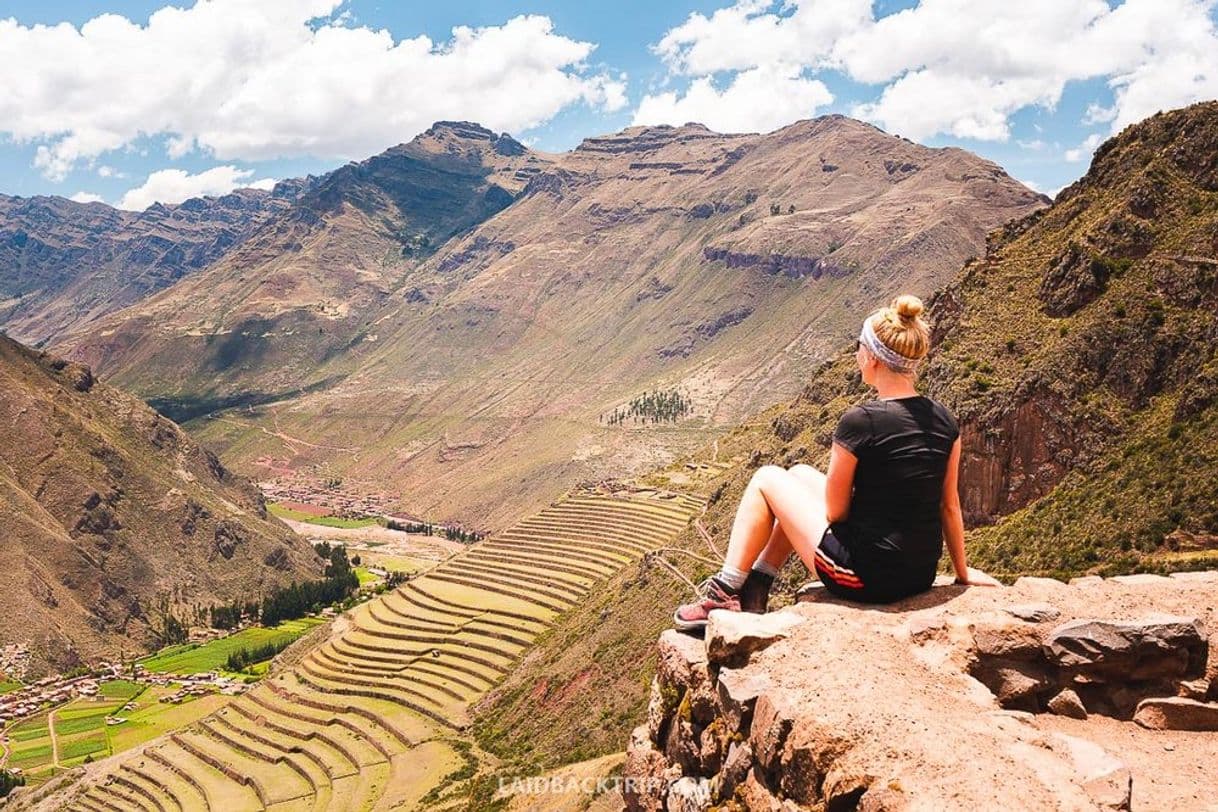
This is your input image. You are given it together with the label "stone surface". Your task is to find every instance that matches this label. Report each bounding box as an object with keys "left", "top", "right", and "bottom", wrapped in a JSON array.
[
  {"left": 666, "top": 777, "right": 711, "bottom": 812},
  {"left": 626, "top": 572, "right": 1218, "bottom": 811},
  {"left": 624, "top": 725, "right": 670, "bottom": 812},
  {"left": 704, "top": 609, "right": 804, "bottom": 666},
  {"left": 717, "top": 742, "right": 752, "bottom": 801},
  {"left": 1045, "top": 616, "right": 1206, "bottom": 681},
  {"left": 1005, "top": 602, "right": 1063, "bottom": 623},
  {"left": 1053, "top": 733, "right": 1132, "bottom": 811},
  {"left": 1047, "top": 688, "right": 1089, "bottom": 719},
  {"left": 972, "top": 615, "right": 1046, "bottom": 658},
  {"left": 715, "top": 667, "right": 773, "bottom": 733},
  {"left": 1133, "top": 697, "right": 1218, "bottom": 731},
  {"left": 1177, "top": 678, "right": 1210, "bottom": 701},
  {"left": 657, "top": 629, "right": 708, "bottom": 687}
]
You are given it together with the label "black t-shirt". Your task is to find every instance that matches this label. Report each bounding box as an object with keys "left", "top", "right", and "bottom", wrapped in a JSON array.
[{"left": 830, "top": 395, "right": 959, "bottom": 587}]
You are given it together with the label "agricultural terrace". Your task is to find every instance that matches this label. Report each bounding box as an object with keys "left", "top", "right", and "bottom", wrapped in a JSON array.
[{"left": 57, "top": 487, "right": 705, "bottom": 811}]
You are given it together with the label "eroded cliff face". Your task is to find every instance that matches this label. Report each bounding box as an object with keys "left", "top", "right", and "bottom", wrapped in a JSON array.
[{"left": 625, "top": 573, "right": 1218, "bottom": 811}]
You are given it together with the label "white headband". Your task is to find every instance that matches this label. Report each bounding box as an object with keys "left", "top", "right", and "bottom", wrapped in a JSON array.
[{"left": 859, "top": 318, "right": 920, "bottom": 373}]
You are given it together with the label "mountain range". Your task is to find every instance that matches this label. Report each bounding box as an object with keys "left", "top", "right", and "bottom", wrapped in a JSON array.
[
  {"left": 0, "top": 177, "right": 316, "bottom": 345},
  {"left": 22, "top": 117, "right": 1045, "bottom": 529}
]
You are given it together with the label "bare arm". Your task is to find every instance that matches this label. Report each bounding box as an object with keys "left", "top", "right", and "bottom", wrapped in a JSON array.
[
  {"left": 940, "top": 437, "right": 971, "bottom": 583},
  {"left": 825, "top": 442, "right": 858, "bottom": 524}
]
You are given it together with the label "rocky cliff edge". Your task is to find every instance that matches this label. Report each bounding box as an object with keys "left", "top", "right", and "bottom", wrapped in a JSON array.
[{"left": 626, "top": 572, "right": 1218, "bottom": 811}]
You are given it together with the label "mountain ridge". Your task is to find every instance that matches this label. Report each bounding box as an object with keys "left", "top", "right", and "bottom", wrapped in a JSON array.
[
  {"left": 0, "top": 177, "right": 319, "bottom": 345},
  {"left": 54, "top": 114, "right": 1045, "bottom": 531},
  {"left": 0, "top": 334, "right": 321, "bottom": 675}
]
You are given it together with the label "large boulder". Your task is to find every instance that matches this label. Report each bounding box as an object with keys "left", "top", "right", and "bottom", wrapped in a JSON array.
[
  {"left": 1133, "top": 697, "right": 1218, "bottom": 731},
  {"left": 704, "top": 609, "right": 803, "bottom": 666},
  {"left": 1045, "top": 616, "right": 1207, "bottom": 681}
]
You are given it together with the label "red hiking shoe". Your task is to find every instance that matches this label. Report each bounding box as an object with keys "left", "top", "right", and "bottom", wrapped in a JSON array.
[{"left": 673, "top": 576, "right": 741, "bottom": 632}]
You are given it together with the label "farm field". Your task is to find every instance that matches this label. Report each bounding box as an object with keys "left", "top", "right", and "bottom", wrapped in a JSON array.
[
  {"left": 139, "top": 617, "right": 324, "bottom": 674},
  {"left": 357, "top": 550, "right": 430, "bottom": 573},
  {"left": 52, "top": 486, "right": 705, "bottom": 810},
  {"left": 0, "top": 679, "right": 218, "bottom": 782},
  {"left": 0, "top": 679, "right": 21, "bottom": 694},
  {"left": 268, "top": 502, "right": 381, "bottom": 528}
]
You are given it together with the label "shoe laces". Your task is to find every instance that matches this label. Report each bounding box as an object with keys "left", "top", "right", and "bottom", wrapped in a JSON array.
[{"left": 695, "top": 575, "right": 729, "bottom": 600}]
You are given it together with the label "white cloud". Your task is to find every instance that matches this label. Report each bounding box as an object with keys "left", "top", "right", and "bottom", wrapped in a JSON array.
[
  {"left": 1065, "top": 132, "right": 1105, "bottom": 162},
  {"left": 95, "top": 165, "right": 124, "bottom": 178},
  {"left": 647, "top": 0, "right": 1218, "bottom": 142},
  {"left": 0, "top": 1, "right": 625, "bottom": 180},
  {"left": 69, "top": 191, "right": 105, "bottom": 204},
  {"left": 116, "top": 166, "right": 275, "bottom": 211},
  {"left": 633, "top": 65, "right": 833, "bottom": 133}
]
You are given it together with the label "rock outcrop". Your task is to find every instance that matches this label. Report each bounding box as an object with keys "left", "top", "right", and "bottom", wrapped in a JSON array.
[{"left": 626, "top": 572, "right": 1218, "bottom": 811}]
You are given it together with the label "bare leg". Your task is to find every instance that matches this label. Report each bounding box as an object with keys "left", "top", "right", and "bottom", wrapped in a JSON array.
[
  {"left": 723, "top": 464, "right": 829, "bottom": 573},
  {"left": 753, "top": 464, "right": 826, "bottom": 571}
]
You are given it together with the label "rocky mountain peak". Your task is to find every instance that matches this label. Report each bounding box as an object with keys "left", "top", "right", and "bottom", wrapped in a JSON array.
[
  {"left": 575, "top": 122, "right": 731, "bottom": 155},
  {"left": 1060, "top": 100, "right": 1218, "bottom": 204}
]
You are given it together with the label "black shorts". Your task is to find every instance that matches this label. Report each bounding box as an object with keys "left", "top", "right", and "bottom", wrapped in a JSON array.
[{"left": 813, "top": 526, "right": 932, "bottom": 603}]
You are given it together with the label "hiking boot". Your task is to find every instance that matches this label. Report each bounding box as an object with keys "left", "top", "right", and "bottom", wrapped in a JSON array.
[
  {"left": 673, "top": 576, "right": 741, "bottom": 632},
  {"left": 739, "top": 569, "right": 775, "bottom": 613}
]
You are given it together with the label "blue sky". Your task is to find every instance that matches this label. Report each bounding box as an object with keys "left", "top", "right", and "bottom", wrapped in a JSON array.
[{"left": 1, "top": 0, "right": 1216, "bottom": 208}]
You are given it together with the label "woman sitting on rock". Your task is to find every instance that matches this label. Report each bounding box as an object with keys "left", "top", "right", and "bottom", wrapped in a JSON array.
[{"left": 674, "top": 294, "right": 996, "bottom": 631}]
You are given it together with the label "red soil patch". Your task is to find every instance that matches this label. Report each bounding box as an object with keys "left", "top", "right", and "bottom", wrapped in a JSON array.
[{"left": 280, "top": 501, "right": 329, "bottom": 517}]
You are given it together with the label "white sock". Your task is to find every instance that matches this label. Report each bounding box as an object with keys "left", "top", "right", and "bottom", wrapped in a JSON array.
[
  {"left": 715, "top": 565, "right": 748, "bottom": 590},
  {"left": 752, "top": 560, "right": 779, "bottom": 577}
]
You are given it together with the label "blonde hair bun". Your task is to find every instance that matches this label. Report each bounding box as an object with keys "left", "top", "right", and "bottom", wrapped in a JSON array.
[
  {"left": 893, "top": 294, "right": 924, "bottom": 322},
  {"left": 865, "top": 293, "right": 931, "bottom": 366}
]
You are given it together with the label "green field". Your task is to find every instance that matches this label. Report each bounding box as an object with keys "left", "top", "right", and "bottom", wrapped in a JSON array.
[
  {"left": 98, "top": 679, "right": 143, "bottom": 700},
  {"left": 107, "top": 688, "right": 232, "bottom": 754},
  {"left": 60, "top": 733, "right": 107, "bottom": 761},
  {"left": 360, "top": 552, "right": 428, "bottom": 573},
  {"left": 268, "top": 502, "right": 381, "bottom": 528},
  {"left": 0, "top": 679, "right": 21, "bottom": 694},
  {"left": 355, "top": 566, "right": 380, "bottom": 586},
  {"left": 139, "top": 618, "right": 324, "bottom": 674},
  {"left": 0, "top": 682, "right": 235, "bottom": 781}
]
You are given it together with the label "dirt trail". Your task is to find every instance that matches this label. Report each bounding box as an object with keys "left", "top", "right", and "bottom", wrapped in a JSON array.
[
  {"left": 46, "top": 709, "right": 60, "bottom": 767},
  {"left": 208, "top": 409, "right": 359, "bottom": 454}
]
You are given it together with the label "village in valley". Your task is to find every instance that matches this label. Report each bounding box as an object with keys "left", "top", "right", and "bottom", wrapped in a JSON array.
[{"left": 0, "top": 491, "right": 469, "bottom": 787}]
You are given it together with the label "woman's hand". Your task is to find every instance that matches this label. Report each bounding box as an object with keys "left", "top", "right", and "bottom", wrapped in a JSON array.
[{"left": 953, "top": 567, "right": 1001, "bottom": 587}]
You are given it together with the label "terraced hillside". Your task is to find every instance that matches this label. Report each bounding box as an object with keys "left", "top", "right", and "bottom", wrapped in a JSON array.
[{"left": 19, "top": 487, "right": 704, "bottom": 811}]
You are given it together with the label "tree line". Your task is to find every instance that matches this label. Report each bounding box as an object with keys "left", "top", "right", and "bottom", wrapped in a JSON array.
[
  {"left": 207, "top": 542, "right": 359, "bottom": 630},
  {"left": 225, "top": 638, "right": 295, "bottom": 673},
  {"left": 385, "top": 518, "right": 482, "bottom": 542},
  {"left": 601, "top": 388, "right": 693, "bottom": 426}
]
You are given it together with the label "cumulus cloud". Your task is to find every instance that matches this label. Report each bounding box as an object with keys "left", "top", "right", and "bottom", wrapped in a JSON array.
[
  {"left": 632, "top": 65, "right": 833, "bottom": 132},
  {"left": 116, "top": 166, "right": 275, "bottom": 211},
  {"left": 643, "top": 0, "right": 1218, "bottom": 141},
  {"left": 69, "top": 191, "right": 105, "bottom": 204},
  {"left": 1065, "top": 132, "right": 1105, "bottom": 163},
  {"left": 0, "top": 1, "right": 626, "bottom": 180}
]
